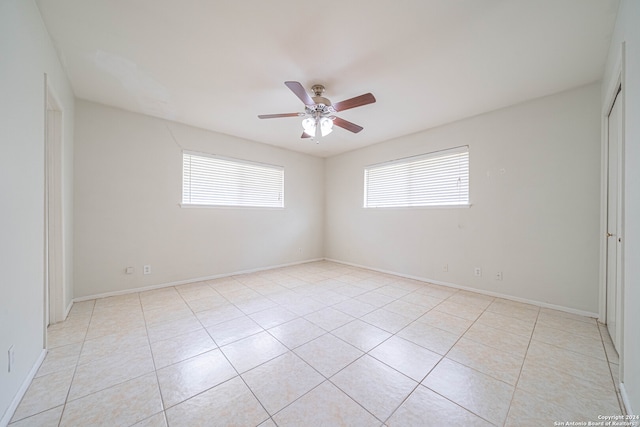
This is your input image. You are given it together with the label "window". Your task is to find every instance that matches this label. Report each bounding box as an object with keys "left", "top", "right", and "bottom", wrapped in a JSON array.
[
  {"left": 182, "top": 151, "right": 284, "bottom": 208},
  {"left": 364, "top": 146, "right": 469, "bottom": 208}
]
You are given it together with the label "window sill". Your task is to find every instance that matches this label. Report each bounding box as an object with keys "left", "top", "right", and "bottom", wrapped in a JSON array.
[
  {"left": 363, "top": 204, "right": 471, "bottom": 210},
  {"left": 180, "top": 203, "right": 284, "bottom": 210}
]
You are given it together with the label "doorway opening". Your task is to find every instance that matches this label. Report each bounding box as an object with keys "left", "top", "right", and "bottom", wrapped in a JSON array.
[{"left": 44, "top": 75, "right": 65, "bottom": 336}]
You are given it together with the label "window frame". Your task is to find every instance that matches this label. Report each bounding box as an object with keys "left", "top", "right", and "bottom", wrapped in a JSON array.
[
  {"left": 363, "top": 145, "right": 470, "bottom": 209},
  {"left": 181, "top": 150, "right": 285, "bottom": 209}
]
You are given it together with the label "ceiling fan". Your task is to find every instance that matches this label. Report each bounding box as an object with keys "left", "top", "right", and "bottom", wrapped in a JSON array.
[{"left": 258, "top": 81, "right": 376, "bottom": 139}]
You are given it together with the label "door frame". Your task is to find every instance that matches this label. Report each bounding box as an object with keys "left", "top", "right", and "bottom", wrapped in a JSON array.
[
  {"left": 605, "top": 86, "right": 622, "bottom": 349},
  {"left": 599, "top": 43, "right": 626, "bottom": 378},
  {"left": 44, "top": 74, "right": 65, "bottom": 336}
]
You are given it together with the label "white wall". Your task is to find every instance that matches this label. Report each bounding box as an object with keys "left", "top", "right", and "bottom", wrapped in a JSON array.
[
  {"left": 603, "top": 0, "right": 640, "bottom": 415},
  {"left": 325, "top": 84, "right": 601, "bottom": 313},
  {"left": 73, "top": 101, "right": 324, "bottom": 298},
  {"left": 0, "top": 0, "right": 75, "bottom": 423}
]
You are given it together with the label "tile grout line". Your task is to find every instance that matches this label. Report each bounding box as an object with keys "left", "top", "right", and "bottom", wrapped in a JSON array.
[
  {"left": 596, "top": 321, "right": 626, "bottom": 415},
  {"left": 140, "top": 289, "right": 171, "bottom": 427},
  {"left": 502, "top": 304, "right": 540, "bottom": 427},
  {"left": 55, "top": 298, "right": 96, "bottom": 427},
  {"left": 411, "top": 294, "right": 502, "bottom": 427},
  {"left": 202, "top": 275, "right": 298, "bottom": 427}
]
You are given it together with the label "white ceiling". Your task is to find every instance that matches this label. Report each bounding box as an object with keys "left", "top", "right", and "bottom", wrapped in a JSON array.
[{"left": 36, "top": 0, "right": 619, "bottom": 157}]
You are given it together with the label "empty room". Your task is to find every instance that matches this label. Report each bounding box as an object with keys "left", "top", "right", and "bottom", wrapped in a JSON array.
[{"left": 1, "top": 0, "right": 639, "bottom": 426}]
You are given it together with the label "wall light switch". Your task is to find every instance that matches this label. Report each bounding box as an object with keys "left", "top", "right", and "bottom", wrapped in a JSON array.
[{"left": 125, "top": 267, "right": 134, "bottom": 274}]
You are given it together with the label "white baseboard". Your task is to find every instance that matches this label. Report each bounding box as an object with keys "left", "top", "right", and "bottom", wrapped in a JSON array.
[
  {"left": 64, "top": 300, "right": 73, "bottom": 319},
  {"left": 325, "top": 258, "right": 599, "bottom": 318},
  {"left": 73, "top": 258, "right": 324, "bottom": 303},
  {"left": 0, "top": 349, "right": 47, "bottom": 427},
  {"left": 620, "top": 382, "right": 635, "bottom": 416},
  {"left": 73, "top": 256, "right": 598, "bottom": 317}
]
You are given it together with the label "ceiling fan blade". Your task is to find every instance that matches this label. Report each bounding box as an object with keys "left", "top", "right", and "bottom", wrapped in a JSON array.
[
  {"left": 285, "top": 81, "right": 315, "bottom": 107},
  {"left": 333, "top": 116, "right": 364, "bottom": 133},
  {"left": 301, "top": 132, "right": 311, "bottom": 138},
  {"left": 332, "top": 93, "right": 376, "bottom": 112},
  {"left": 258, "top": 113, "right": 303, "bottom": 119}
]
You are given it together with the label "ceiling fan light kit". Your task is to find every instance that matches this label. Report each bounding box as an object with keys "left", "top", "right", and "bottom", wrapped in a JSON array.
[{"left": 258, "top": 81, "right": 376, "bottom": 141}]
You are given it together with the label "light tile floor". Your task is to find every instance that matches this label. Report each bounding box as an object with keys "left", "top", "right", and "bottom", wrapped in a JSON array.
[{"left": 10, "top": 261, "right": 623, "bottom": 426}]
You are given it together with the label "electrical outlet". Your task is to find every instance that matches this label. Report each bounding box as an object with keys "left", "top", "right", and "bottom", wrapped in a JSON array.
[
  {"left": 442, "top": 264, "right": 448, "bottom": 272},
  {"left": 495, "top": 271, "right": 503, "bottom": 281},
  {"left": 8, "top": 345, "right": 15, "bottom": 372},
  {"left": 143, "top": 265, "right": 151, "bottom": 275},
  {"left": 474, "top": 267, "right": 482, "bottom": 277}
]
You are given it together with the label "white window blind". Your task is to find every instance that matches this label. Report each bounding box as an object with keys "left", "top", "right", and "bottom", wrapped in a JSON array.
[
  {"left": 364, "top": 146, "right": 469, "bottom": 208},
  {"left": 182, "top": 151, "right": 284, "bottom": 208}
]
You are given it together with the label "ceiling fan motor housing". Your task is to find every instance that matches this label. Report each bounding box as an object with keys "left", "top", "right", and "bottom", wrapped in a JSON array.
[
  {"left": 308, "top": 84, "right": 334, "bottom": 115},
  {"left": 306, "top": 101, "right": 334, "bottom": 116}
]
